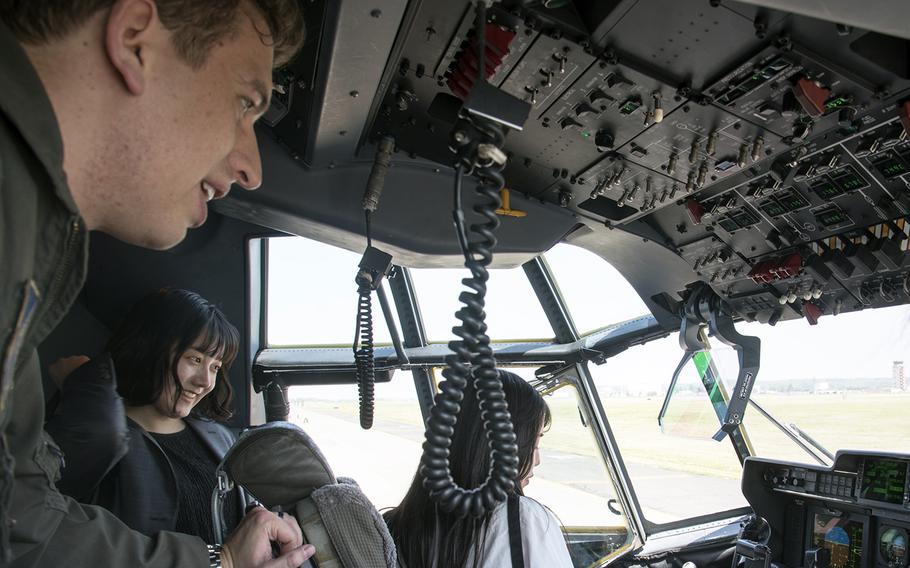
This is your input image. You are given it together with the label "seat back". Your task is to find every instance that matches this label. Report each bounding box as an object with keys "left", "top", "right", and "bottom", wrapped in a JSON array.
[{"left": 212, "top": 421, "right": 397, "bottom": 568}]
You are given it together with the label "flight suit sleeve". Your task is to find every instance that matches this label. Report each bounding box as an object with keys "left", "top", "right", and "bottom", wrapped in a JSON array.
[{"left": 13, "top": 496, "right": 210, "bottom": 567}]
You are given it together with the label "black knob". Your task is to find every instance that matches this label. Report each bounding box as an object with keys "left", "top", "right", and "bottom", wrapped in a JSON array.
[{"left": 595, "top": 130, "right": 615, "bottom": 152}]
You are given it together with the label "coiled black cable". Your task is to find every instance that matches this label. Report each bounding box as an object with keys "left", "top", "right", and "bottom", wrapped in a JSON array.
[
  {"left": 354, "top": 210, "right": 376, "bottom": 430},
  {"left": 418, "top": 0, "right": 520, "bottom": 518},
  {"left": 419, "top": 153, "right": 519, "bottom": 519},
  {"left": 353, "top": 273, "right": 375, "bottom": 429}
]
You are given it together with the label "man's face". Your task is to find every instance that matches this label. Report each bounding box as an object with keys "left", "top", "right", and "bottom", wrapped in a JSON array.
[{"left": 104, "top": 6, "right": 274, "bottom": 249}]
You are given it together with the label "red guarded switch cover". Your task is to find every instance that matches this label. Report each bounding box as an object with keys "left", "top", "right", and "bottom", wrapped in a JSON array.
[
  {"left": 803, "top": 301, "right": 823, "bottom": 325},
  {"left": 793, "top": 77, "right": 830, "bottom": 118}
]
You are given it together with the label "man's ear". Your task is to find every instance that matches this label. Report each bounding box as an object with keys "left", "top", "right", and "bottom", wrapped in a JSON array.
[{"left": 104, "top": 0, "right": 158, "bottom": 96}]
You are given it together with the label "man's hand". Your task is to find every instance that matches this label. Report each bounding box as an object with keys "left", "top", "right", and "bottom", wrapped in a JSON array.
[
  {"left": 48, "top": 355, "right": 91, "bottom": 388},
  {"left": 222, "top": 507, "right": 315, "bottom": 568}
]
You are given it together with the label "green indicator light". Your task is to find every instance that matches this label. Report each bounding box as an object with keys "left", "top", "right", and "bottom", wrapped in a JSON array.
[
  {"left": 825, "top": 96, "right": 850, "bottom": 109},
  {"left": 619, "top": 100, "right": 641, "bottom": 115},
  {"left": 581, "top": 131, "right": 590, "bottom": 138}
]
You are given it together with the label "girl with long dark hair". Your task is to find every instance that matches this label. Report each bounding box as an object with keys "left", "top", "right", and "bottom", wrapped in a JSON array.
[
  {"left": 384, "top": 370, "right": 573, "bottom": 567},
  {"left": 46, "top": 288, "right": 244, "bottom": 542}
]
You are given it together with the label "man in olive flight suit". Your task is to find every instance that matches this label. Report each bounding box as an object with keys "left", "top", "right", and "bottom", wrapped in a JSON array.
[{"left": 0, "top": 1, "right": 315, "bottom": 566}]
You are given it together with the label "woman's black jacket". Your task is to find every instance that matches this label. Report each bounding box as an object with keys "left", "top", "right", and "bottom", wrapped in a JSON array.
[{"left": 44, "top": 354, "right": 245, "bottom": 540}]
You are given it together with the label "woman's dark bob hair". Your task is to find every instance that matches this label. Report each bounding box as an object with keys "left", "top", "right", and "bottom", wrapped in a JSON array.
[
  {"left": 107, "top": 288, "right": 239, "bottom": 421},
  {"left": 384, "top": 369, "right": 552, "bottom": 568}
]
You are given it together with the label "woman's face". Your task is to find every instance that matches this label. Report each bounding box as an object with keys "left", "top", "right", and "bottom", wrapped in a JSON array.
[
  {"left": 152, "top": 345, "right": 223, "bottom": 420},
  {"left": 521, "top": 429, "right": 544, "bottom": 488}
]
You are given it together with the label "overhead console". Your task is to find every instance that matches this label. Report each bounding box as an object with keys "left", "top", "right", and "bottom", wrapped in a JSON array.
[
  {"left": 741, "top": 452, "right": 910, "bottom": 568},
  {"left": 342, "top": 0, "right": 910, "bottom": 324}
]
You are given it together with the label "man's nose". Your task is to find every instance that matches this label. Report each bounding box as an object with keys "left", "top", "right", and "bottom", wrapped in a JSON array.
[{"left": 228, "top": 126, "right": 263, "bottom": 192}]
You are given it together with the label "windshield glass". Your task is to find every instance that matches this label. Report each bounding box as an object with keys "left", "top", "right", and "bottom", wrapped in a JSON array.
[
  {"left": 589, "top": 334, "right": 749, "bottom": 525},
  {"left": 266, "top": 236, "right": 401, "bottom": 347},
  {"left": 410, "top": 267, "right": 554, "bottom": 342},
  {"left": 543, "top": 244, "right": 651, "bottom": 336}
]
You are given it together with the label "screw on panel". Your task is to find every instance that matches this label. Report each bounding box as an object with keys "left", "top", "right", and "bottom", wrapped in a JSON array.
[
  {"left": 350, "top": 90, "right": 359, "bottom": 98},
  {"left": 370, "top": 9, "right": 382, "bottom": 18},
  {"left": 753, "top": 14, "right": 768, "bottom": 39}
]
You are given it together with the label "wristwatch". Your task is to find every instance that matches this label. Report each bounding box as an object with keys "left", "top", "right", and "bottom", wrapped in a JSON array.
[{"left": 207, "top": 544, "right": 223, "bottom": 568}]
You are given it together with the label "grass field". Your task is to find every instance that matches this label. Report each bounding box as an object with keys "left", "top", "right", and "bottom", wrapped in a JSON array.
[
  {"left": 298, "top": 392, "right": 910, "bottom": 524},
  {"left": 301, "top": 392, "right": 910, "bottom": 479}
]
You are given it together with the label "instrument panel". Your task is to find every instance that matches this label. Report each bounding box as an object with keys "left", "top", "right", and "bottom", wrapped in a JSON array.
[{"left": 742, "top": 452, "right": 910, "bottom": 568}]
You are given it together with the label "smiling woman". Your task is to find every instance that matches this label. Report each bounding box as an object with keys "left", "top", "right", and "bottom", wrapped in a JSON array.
[{"left": 45, "top": 288, "right": 248, "bottom": 544}]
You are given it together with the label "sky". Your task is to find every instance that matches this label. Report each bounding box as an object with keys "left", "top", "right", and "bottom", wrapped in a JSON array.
[{"left": 267, "top": 235, "right": 910, "bottom": 399}]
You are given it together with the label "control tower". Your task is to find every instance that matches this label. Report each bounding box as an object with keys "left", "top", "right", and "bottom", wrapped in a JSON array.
[{"left": 894, "top": 361, "right": 906, "bottom": 391}]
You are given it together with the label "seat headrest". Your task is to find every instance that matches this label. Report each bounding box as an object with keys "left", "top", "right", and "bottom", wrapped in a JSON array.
[{"left": 221, "top": 421, "right": 336, "bottom": 509}]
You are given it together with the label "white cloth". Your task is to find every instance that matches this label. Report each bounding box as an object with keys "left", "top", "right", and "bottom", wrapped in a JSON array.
[{"left": 466, "top": 496, "right": 574, "bottom": 568}]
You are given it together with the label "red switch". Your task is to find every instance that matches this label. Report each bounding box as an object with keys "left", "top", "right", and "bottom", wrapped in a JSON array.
[
  {"left": 803, "top": 302, "right": 823, "bottom": 325},
  {"left": 447, "top": 24, "right": 516, "bottom": 100},
  {"left": 900, "top": 101, "right": 910, "bottom": 138},
  {"left": 748, "top": 260, "right": 773, "bottom": 284},
  {"left": 792, "top": 77, "right": 830, "bottom": 118},
  {"left": 773, "top": 253, "right": 802, "bottom": 279},
  {"left": 686, "top": 199, "right": 704, "bottom": 225}
]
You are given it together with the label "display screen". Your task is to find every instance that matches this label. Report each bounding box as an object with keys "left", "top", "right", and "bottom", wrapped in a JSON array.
[
  {"left": 815, "top": 207, "right": 850, "bottom": 228},
  {"left": 878, "top": 158, "right": 908, "bottom": 180},
  {"left": 811, "top": 178, "right": 845, "bottom": 199},
  {"left": 813, "top": 514, "right": 864, "bottom": 568},
  {"left": 880, "top": 527, "right": 908, "bottom": 567},
  {"left": 861, "top": 458, "right": 908, "bottom": 505},
  {"left": 760, "top": 198, "right": 786, "bottom": 217},
  {"left": 831, "top": 167, "right": 868, "bottom": 192},
  {"left": 778, "top": 189, "right": 810, "bottom": 212}
]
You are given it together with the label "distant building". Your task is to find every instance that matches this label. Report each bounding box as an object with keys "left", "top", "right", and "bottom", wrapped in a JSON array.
[{"left": 894, "top": 361, "right": 906, "bottom": 391}]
